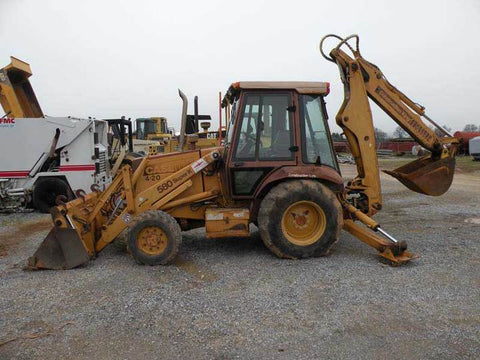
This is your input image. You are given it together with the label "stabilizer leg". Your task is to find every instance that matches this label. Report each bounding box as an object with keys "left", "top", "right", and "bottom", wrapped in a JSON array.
[{"left": 342, "top": 203, "right": 417, "bottom": 265}]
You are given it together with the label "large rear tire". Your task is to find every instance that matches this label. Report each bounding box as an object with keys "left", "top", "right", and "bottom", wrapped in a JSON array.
[
  {"left": 33, "top": 177, "right": 71, "bottom": 213},
  {"left": 258, "top": 180, "right": 343, "bottom": 259},
  {"left": 127, "top": 210, "right": 181, "bottom": 265}
]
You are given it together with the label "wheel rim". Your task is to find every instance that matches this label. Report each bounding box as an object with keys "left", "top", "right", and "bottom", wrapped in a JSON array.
[
  {"left": 137, "top": 226, "right": 168, "bottom": 255},
  {"left": 281, "top": 201, "right": 326, "bottom": 246}
]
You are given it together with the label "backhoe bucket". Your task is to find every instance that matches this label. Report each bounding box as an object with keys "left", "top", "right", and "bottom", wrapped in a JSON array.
[
  {"left": 27, "top": 227, "right": 90, "bottom": 270},
  {"left": 384, "top": 155, "right": 455, "bottom": 196}
]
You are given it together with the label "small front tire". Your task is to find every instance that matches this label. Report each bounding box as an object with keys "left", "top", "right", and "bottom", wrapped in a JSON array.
[{"left": 126, "top": 210, "right": 181, "bottom": 265}]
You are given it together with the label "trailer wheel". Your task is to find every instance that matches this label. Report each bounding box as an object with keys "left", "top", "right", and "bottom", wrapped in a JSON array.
[
  {"left": 258, "top": 180, "right": 343, "bottom": 259},
  {"left": 33, "top": 177, "right": 71, "bottom": 213},
  {"left": 127, "top": 210, "right": 181, "bottom": 265}
]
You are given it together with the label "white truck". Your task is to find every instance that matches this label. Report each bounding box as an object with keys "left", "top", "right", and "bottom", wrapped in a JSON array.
[
  {"left": 0, "top": 116, "right": 111, "bottom": 212},
  {"left": 0, "top": 57, "right": 111, "bottom": 212}
]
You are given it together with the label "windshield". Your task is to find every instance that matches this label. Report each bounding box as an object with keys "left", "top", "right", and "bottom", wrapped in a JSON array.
[
  {"left": 300, "top": 95, "right": 337, "bottom": 169},
  {"left": 136, "top": 119, "right": 157, "bottom": 140}
]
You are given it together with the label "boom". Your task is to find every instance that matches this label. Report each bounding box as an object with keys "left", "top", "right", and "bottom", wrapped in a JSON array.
[{"left": 320, "top": 34, "right": 458, "bottom": 215}]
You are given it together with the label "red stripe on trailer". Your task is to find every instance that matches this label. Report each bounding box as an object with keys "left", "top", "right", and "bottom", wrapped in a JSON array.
[
  {"left": 59, "top": 165, "right": 96, "bottom": 171},
  {"left": 0, "top": 171, "right": 30, "bottom": 178}
]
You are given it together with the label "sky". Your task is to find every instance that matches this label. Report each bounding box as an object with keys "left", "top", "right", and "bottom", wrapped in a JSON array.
[{"left": 1, "top": 0, "right": 479, "bottom": 135}]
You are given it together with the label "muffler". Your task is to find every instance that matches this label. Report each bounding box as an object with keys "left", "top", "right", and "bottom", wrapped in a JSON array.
[
  {"left": 27, "top": 227, "right": 90, "bottom": 270},
  {"left": 384, "top": 155, "right": 455, "bottom": 196}
]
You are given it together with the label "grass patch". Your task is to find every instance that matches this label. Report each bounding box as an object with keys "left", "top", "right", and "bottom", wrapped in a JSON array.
[{"left": 378, "top": 155, "right": 480, "bottom": 173}]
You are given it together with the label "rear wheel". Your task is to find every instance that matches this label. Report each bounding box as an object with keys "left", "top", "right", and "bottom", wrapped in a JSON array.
[
  {"left": 258, "top": 180, "right": 343, "bottom": 259},
  {"left": 127, "top": 210, "right": 181, "bottom": 265},
  {"left": 33, "top": 177, "right": 71, "bottom": 213}
]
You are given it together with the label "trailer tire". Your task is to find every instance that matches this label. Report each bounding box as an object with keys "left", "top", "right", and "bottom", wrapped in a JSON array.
[
  {"left": 33, "top": 177, "right": 71, "bottom": 213},
  {"left": 127, "top": 210, "right": 181, "bottom": 265},
  {"left": 258, "top": 180, "right": 343, "bottom": 259}
]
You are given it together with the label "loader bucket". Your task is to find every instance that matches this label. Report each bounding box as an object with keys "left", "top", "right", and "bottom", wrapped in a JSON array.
[
  {"left": 383, "top": 155, "right": 455, "bottom": 196},
  {"left": 27, "top": 227, "right": 90, "bottom": 270}
]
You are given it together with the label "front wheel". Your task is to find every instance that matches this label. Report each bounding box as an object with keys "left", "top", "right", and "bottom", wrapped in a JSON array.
[
  {"left": 127, "top": 210, "right": 181, "bottom": 265},
  {"left": 258, "top": 180, "right": 343, "bottom": 259}
]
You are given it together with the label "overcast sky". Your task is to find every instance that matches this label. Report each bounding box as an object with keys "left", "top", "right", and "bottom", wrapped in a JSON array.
[{"left": 2, "top": 0, "right": 479, "bottom": 134}]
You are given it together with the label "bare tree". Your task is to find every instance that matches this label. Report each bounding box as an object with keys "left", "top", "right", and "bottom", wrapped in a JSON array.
[
  {"left": 463, "top": 124, "right": 478, "bottom": 132},
  {"left": 393, "top": 126, "right": 408, "bottom": 139},
  {"left": 331, "top": 132, "right": 344, "bottom": 141},
  {"left": 433, "top": 124, "right": 452, "bottom": 137},
  {"left": 374, "top": 127, "right": 387, "bottom": 148}
]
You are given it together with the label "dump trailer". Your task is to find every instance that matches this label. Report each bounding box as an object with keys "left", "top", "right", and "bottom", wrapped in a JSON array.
[
  {"left": 29, "top": 35, "right": 457, "bottom": 270},
  {"left": 0, "top": 57, "right": 112, "bottom": 212},
  {"left": 0, "top": 57, "right": 43, "bottom": 119}
]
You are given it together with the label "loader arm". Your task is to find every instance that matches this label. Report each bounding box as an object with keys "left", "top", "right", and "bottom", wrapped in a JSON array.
[
  {"left": 321, "top": 34, "right": 458, "bottom": 215},
  {"left": 28, "top": 150, "right": 222, "bottom": 269}
]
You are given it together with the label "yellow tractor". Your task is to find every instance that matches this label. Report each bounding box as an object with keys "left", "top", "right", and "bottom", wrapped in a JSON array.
[
  {"left": 28, "top": 35, "right": 457, "bottom": 270},
  {"left": 135, "top": 92, "right": 223, "bottom": 154}
]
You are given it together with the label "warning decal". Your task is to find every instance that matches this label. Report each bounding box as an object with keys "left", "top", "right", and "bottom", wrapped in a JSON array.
[{"left": 191, "top": 158, "right": 209, "bottom": 173}]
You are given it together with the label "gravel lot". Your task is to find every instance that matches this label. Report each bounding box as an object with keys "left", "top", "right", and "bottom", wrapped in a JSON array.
[{"left": 1, "top": 164, "right": 479, "bottom": 359}]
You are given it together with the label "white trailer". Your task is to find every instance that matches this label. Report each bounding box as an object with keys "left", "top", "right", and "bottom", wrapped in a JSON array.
[
  {"left": 469, "top": 136, "right": 480, "bottom": 161},
  {"left": 0, "top": 116, "right": 111, "bottom": 212}
]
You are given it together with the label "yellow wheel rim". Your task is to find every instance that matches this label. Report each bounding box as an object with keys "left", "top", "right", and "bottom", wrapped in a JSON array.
[
  {"left": 137, "top": 226, "right": 168, "bottom": 255},
  {"left": 281, "top": 201, "right": 326, "bottom": 246}
]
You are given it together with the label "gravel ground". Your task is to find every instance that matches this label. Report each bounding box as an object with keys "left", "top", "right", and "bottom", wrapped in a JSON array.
[{"left": 0, "top": 165, "right": 479, "bottom": 359}]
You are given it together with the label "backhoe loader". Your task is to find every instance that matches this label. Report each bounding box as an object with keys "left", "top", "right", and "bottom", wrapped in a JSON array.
[{"left": 28, "top": 34, "right": 458, "bottom": 270}]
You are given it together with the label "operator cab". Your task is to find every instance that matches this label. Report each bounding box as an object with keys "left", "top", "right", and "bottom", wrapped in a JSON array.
[
  {"left": 222, "top": 81, "right": 339, "bottom": 199},
  {"left": 136, "top": 117, "right": 169, "bottom": 140}
]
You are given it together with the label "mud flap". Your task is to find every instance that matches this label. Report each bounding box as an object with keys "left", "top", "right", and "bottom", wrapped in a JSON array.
[
  {"left": 384, "top": 155, "right": 455, "bottom": 196},
  {"left": 27, "top": 228, "right": 90, "bottom": 270}
]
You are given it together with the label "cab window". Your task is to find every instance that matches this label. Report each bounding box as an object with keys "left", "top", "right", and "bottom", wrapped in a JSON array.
[
  {"left": 234, "top": 93, "right": 293, "bottom": 160},
  {"left": 136, "top": 119, "right": 157, "bottom": 140},
  {"left": 299, "top": 95, "right": 337, "bottom": 169},
  {"left": 226, "top": 100, "right": 238, "bottom": 146}
]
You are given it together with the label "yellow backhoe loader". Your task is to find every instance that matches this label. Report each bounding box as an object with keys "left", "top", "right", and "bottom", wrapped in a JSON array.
[{"left": 27, "top": 34, "right": 458, "bottom": 270}]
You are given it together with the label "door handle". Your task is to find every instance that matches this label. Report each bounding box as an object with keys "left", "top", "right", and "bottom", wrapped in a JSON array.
[
  {"left": 289, "top": 146, "right": 299, "bottom": 152},
  {"left": 233, "top": 162, "right": 244, "bottom": 167}
]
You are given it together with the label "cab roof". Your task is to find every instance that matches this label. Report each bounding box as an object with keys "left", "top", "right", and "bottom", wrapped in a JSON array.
[{"left": 222, "top": 81, "right": 330, "bottom": 106}]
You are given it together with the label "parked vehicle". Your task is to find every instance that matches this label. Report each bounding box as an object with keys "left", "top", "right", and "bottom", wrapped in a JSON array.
[{"left": 0, "top": 57, "right": 111, "bottom": 212}]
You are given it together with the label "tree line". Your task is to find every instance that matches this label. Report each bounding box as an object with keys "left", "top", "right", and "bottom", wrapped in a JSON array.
[{"left": 332, "top": 124, "right": 479, "bottom": 142}]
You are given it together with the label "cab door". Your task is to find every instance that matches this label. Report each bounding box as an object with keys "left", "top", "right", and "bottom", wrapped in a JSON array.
[{"left": 226, "top": 91, "right": 297, "bottom": 199}]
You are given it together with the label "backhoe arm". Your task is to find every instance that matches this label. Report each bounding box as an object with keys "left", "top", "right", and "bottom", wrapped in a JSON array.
[{"left": 321, "top": 34, "right": 458, "bottom": 215}]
